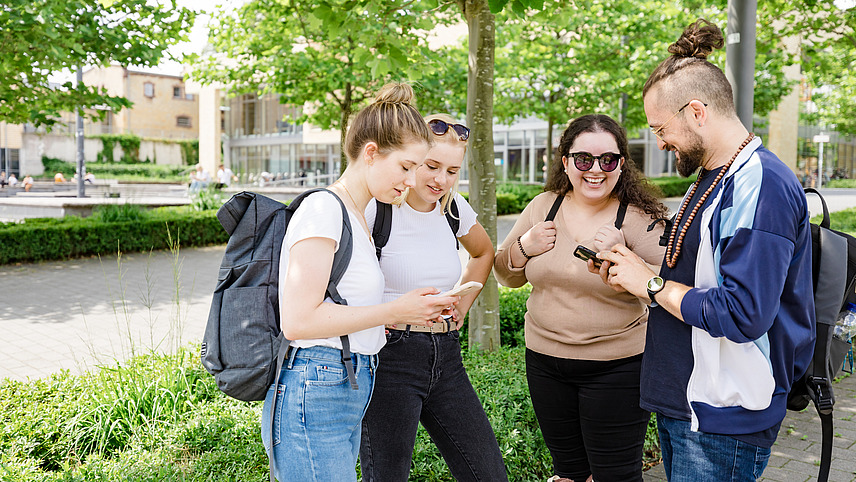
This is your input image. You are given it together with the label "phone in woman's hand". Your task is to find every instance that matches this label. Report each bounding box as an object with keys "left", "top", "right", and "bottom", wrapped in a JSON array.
[{"left": 573, "top": 245, "right": 603, "bottom": 268}]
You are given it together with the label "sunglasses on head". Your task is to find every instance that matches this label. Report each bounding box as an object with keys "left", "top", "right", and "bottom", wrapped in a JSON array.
[
  {"left": 428, "top": 119, "right": 470, "bottom": 141},
  {"left": 568, "top": 152, "right": 622, "bottom": 172}
]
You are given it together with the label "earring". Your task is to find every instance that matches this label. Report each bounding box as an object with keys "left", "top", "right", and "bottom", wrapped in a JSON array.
[{"left": 698, "top": 123, "right": 702, "bottom": 127}]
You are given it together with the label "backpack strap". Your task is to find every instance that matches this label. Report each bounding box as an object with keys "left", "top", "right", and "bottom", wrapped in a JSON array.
[
  {"left": 545, "top": 193, "right": 628, "bottom": 230},
  {"left": 373, "top": 197, "right": 462, "bottom": 258},
  {"left": 614, "top": 202, "right": 627, "bottom": 229},
  {"left": 445, "top": 197, "right": 461, "bottom": 250},
  {"left": 545, "top": 193, "right": 564, "bottom": 222},
  {"left": 372, "top": 200, "right": 393, "bottom": 260}
]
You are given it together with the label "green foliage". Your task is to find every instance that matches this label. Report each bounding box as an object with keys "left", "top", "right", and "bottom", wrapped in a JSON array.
[
  {"left": 190, "top": 186, "right": 228, "bottom": 212},
  {"left": 40, "top": 157, "right": 188, "bottom": 181},
  {"left": 90, "top": 204, "right": 147, "bottom": 223},
  {"left": 649, "top": 175, "right": 698, "bottom": 198},
  {"left": 0, "top": 207, "right": 227, "bottom": 264},
  {"left": 827, "top": 179, "right": 856, "bottom": 188},
  {"left": 0, "top": 0, "right": 195, "bottom": 127},
  {"left": 498, "top": 284, "right": 530, "bottom": 347},
  {"left": 176, "top": 139, "right": 200, "bottom": 166},
  {"left": 42, "top": 156, "right": 76, "bottom": 177},
  {"left": 192, "top": 0, "right": 449, "bottom": 173},
  {"left": 94, "top": 134, "right": 142, "bottom": 163},
  {"left": 825, "top": 207, "right": 856, "bottom": 236},
  {"left": 498, "top": 183, "right": 544, "bottom": 212}
]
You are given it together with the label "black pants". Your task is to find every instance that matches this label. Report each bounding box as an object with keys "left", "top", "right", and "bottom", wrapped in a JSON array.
[
  {"left": 525, "top": 349, "right": 649, "bottom": 482},
  {"left": 360, "top": 329, "right": 508, "bottom": 481}
]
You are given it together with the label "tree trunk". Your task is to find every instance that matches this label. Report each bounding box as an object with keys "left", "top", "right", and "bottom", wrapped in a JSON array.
[
  {"left": 339, "top": 83, "right": 353, "bottom": 175},
  {"left": 464, "top": 0, "right": 499, "bottom": 351}
]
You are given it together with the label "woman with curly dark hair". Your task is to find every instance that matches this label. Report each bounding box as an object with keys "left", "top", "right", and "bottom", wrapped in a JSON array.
[{"left": 495, "top": 114, "right": 667, "bottom": 482}]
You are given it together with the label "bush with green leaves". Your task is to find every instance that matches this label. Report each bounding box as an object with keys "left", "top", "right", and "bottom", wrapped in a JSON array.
[
  {"left": 0, "top": 206, "right": 227, "bottom": 264},
  {"left": 649, "top": 175, "right": 697, "bottom": 198},
  {"left": 40, "top": 156, "right": 188, "bottom": 182}
]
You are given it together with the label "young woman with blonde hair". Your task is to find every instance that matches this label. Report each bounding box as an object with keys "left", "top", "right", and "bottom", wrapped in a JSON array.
[
  {"left": 359, "top": 113, "right": 507, "bottom": 481},
  {"left": 261, "top": 85, "right": 460, "bottom": 482}
]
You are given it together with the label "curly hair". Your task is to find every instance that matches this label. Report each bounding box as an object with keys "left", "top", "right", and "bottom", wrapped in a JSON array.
[{"left": 545, "top": 114, "right": 668, "bottom": 219}]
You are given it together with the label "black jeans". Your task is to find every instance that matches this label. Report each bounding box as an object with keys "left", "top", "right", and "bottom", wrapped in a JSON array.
[
  {"left": 360, "top": 329, "right": 508, "bottom": 481},
  {"left": 525, "top": 349, "right": 649, "bottom": 482}
]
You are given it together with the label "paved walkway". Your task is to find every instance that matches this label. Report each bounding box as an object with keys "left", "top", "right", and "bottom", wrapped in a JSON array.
[{"left": 2, "top": 188, "right": 856, "bottom": 480}]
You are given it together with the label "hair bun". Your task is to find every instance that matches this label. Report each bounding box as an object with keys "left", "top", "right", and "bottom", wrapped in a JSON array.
[
  {"left": 668, "top": 18, "right": 724, "bottom": 60},
  {"left": 374, "top": 82, "right": 415, "bottom": 106}
]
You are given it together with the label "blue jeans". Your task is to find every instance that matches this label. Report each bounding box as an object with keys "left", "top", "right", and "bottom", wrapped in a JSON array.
[
  {"left": 657, "top": 415, "right": 771, "bottom": 481},
  {"left": 261, "top": 345, "right": 377, "bottom": 482},
  {"left": 360, "top": 329, "right": 508, "bottom": 481}
]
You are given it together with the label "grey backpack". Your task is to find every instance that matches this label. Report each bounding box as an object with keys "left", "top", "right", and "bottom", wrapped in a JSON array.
[{"left": 200, "top": 189, "right": 355, "bottom": 481}]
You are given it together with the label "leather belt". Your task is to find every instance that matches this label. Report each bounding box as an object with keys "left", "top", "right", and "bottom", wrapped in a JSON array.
[{"left": 386, "top": 319, "right": 454, "bottom": 334}]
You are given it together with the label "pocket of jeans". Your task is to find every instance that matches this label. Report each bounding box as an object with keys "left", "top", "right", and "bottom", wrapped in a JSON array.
[
  {"left": 306, "top": 364, "right": 347, "bottom": 387},
  {"left": 753, "top": 447, "right": 771, "bottom": 479},
  {"left": 263, "top": 382, "right": 287, "bottom": 447},
  {"left": 385, "top": 330, "right": 406, "bottom": 346}
]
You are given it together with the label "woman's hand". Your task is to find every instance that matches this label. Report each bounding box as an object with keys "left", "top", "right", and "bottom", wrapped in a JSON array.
[
  {"left": 593, "top": 225, "right": 625, "bottom": 252},
  {"left": 519, "top": 221, "right": 557, "bottom": 257},
  {"left": 392, "top": 287, "right": 460, "bottom": 326}
]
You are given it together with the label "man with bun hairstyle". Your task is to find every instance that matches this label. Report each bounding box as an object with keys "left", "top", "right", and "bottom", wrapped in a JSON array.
[{"left": 595, "top": 19, "right": 815, "bottom": 480}]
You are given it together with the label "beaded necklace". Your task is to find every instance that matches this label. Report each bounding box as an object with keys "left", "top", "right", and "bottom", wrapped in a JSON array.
[{"left": 665, "top": 133, "right": 755, "bottom": 268}]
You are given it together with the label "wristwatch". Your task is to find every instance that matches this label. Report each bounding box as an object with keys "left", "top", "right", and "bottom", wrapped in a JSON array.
[{"left": 646, "top": 276, "right": 665, "bottom": 307}]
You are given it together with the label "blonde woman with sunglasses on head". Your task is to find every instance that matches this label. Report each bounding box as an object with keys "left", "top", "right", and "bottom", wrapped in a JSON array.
[
  {"left": 359, "top": 114, "right": 507, "bottom": 481},
  {"left": 261, "top": 85, "right": 460, "bottom": 482},
  {"left": 495, "top": 114, "right": 668, "bottom": 482}
]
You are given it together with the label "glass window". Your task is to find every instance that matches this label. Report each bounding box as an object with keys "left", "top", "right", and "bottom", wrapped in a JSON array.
[
  {"left": 177, "top": 116, "right": 192, "bottom": 128},
  {"left": 144, "top": 82, "right": 154, "bottom": 98},
  {"left": 173, "top": 86, "right": 182, "bottom": 98}
]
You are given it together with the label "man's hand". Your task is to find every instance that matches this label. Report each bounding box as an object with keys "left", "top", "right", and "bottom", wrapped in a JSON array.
[{"left": 597, "top": 245, "right": 657, "bottom": 301}]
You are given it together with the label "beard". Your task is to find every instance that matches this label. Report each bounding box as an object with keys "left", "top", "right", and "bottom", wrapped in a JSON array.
[{"left": 675, "top": 131, "right": 706, "bottom": 178}]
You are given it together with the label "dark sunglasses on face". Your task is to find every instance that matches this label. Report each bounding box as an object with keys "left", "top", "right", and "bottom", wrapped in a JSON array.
[
  {"left": 428, "top": 119, "right": 470, "bottom": 141},
  {"left": 568, "top": 151, "right": 623, "bottom": 172}
]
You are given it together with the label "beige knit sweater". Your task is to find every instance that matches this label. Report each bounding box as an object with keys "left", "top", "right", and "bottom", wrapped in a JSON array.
[{"left": 494, "top": 191, "right": 666, "bottom": 361}]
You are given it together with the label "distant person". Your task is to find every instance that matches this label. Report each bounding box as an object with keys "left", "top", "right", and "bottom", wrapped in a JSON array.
[
  {"left": 85, "top": 172, "right": 95, "bottom": 184},
  {"left": 189, "top": 164, "right": 210, "bottom": 192},
  {"left": 22, "top": 175, "right": 33, "bottom": 192},
  {"left": 54, "top": 172, "right": 66, "bottom": 183},
  {"left": 0, "top": 171, "right": 7, "bottom": 187},
  {"left": 216, "top": 163, "right": 236, "bottom": 188},
  {"left": 598, "top": 19, "right": 814, "bottom": 481},
  {"left": 494, "top": 114, "right": 667, "bottom": 482},
  {"left": 8, "top": 173, "right": 18, "bottom": 186}
]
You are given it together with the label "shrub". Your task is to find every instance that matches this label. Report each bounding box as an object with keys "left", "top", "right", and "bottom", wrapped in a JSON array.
[
  {"left": 39, "top": 157, "right": 188, "bottom": 182},
  {"left": 827, "top": 178, "right": 856, "bottom": 188},
  {"left": 41, "top": 156, "right": 76, "bottom": 178},
  {"left": 0, "top": 207, "right": 227, "bottom": 264},
  {"left": 649, "top": 175, "right": 697, "bottom": 197}
]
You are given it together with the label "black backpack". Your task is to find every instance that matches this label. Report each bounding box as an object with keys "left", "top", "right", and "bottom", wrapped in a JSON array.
[
  {"left": 372, "top": 198, "right": 461, "bottom": 259},
  {"left": 200, "top": 189, "right": 356, "bottom": 482},
  {"left": 786, "top": 188, "right": 856, "bottom": 482},
  {"left": 545, "top": 193, "right": 627, "bottom": 229}
]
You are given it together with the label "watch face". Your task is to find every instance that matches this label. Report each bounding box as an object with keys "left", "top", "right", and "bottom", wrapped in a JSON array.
[{"left": 647, "top": 276, "right": 664, "bottom": 291}]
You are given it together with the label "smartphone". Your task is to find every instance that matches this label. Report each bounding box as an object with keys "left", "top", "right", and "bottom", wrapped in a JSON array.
[
  {"left": 437, "top": 281, "right": 483, "bottom": 298},
  {"left": 573, "top": 245, "right": 603, "bottom": 268}
]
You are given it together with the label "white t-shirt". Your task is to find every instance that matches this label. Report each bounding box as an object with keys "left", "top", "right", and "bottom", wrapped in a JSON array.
[
  {"left": 217, "top": 168, "right": 234, "bottom": 186},
  {"left": 279, "top": 191, "right": 386, "bottom": 355},
  {"left": 365, "top": 192, "right": 477, "bottom": 304}
]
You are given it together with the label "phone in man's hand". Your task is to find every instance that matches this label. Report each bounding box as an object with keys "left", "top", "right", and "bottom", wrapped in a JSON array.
[{"left": 573, "top": 245, "right": 603, "bottom": 268}]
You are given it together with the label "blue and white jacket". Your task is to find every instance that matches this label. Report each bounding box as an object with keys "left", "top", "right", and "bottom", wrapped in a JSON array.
[{"left": 643, "top": 137, "right": 815, "bottom": 440}]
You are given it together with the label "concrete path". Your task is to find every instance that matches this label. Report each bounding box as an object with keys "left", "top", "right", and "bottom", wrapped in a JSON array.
[{"left": 1, "top": 187, "right": 856, "bottom": 481}]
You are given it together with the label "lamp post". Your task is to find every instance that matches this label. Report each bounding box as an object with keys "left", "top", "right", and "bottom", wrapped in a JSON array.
[{"left": 814, "top": 133, "right": 829, "bottom": 188}]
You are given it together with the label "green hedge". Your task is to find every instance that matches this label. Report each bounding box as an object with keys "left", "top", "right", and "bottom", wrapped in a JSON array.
[
  {"left": 0, "top": 207, "right": 227, "bottom": 264},
  {"left": 649, "top": 175, "right": 697, "bottom": 198},
  {"left": 40, "top": 157, "right": 188, "bottom": 181}
]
